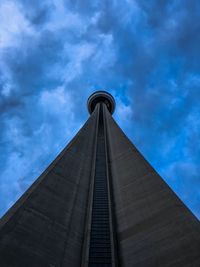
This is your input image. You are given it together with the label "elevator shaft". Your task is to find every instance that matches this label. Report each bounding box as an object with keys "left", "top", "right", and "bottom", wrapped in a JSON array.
[{"left": 88, "top": 104, "right": 112, "bottom": 266}]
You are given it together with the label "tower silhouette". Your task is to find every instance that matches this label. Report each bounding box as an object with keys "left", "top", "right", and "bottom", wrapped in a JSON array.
[{"left": 0, "top": 91, "right": 199, "bottom": 267}]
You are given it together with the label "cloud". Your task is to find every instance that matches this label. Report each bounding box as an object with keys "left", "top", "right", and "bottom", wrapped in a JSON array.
[
  {"left": 0, "top": 0, "right": 200, "bottom": 219},
  {"left": 0, "top": 1, "right": 36, "bottom": 48},
  {"left": 16, "top": 0, "right": 53, "bottom": 26}
]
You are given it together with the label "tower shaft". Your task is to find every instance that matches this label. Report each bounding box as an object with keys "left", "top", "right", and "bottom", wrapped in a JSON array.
[{"left": 0, "top": 91, "right": 199, "bottom": 267}]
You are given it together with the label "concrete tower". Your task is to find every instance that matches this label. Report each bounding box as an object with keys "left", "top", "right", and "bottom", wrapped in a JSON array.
[{"left": 0, "top": 91, "right": 199, "bottom": 267}]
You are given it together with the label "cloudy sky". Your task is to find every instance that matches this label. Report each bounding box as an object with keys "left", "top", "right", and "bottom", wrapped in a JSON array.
[{"left": 0, "top": 0, "right": 200, "bottom": 219}]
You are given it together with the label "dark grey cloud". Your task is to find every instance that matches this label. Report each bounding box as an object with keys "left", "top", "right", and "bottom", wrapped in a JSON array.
[{"left": 16, "top": 0, "right": 54, "bottom": 26}]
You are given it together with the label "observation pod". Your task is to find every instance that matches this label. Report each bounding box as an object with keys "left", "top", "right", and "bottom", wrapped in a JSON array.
[{"left": 87, "top": 90, "right": 115, "bottom": 114}]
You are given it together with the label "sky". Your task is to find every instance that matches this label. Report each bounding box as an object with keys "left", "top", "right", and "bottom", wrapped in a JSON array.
[{"left": 0, "top": 0, "right": 200, "bottom": 219}]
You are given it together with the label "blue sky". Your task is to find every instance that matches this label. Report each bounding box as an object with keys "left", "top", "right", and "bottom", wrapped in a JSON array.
[{"left": 0, "top": 0, "right": 200, "bottom": 219}]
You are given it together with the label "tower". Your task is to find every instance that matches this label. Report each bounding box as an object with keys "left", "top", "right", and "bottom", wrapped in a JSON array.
[{"left": 0, "top": 91, "right": 199, "bottom": 267}]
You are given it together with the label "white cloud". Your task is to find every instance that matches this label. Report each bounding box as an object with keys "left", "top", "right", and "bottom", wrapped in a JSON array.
[
  {"left": 39, "top": 86, "right": 73, "bottom": 115},
  {"left": 61, "top": 42, "right": 95, "bottom": 82},
  {"left": 0, "top": 1, "right": 35, "bottom": 48},
  {"left": 1, "top": 83, "right": 12, "bottom": 97},
  {"left": 115, "top": 98, "right": 133, "bottom": 125},
  {"left": 45, "top": 0, "right": 87, "bottom": 34},
  {"left": 92, "top": 33, "right": 116, "bottom": 69},
  {"left": 39, "top": 86, "right": 81, "bottom": 138}
]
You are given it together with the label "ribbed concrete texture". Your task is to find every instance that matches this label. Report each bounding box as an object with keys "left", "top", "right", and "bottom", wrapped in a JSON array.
[
  {"left": 0, "top": 108, "right": 99, "bottom": 267},
  {"left": 105, "top": 106, "right": 200, "bottom": 267},
  {"left": 0, "top": 91, "right": 200, "bottom": 267}
]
